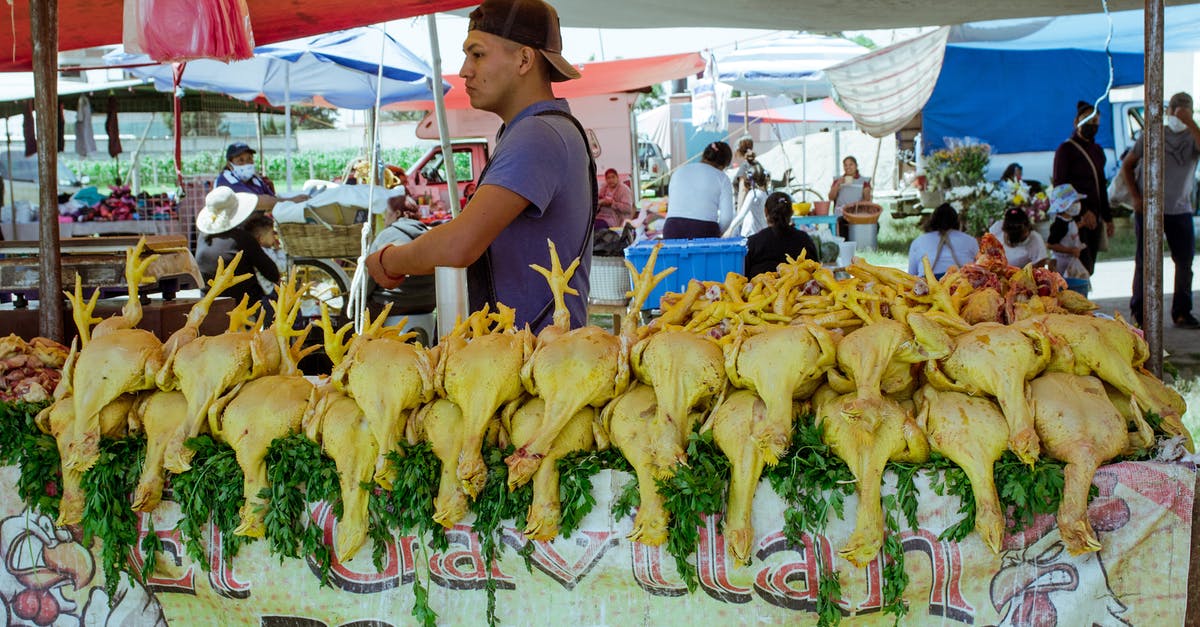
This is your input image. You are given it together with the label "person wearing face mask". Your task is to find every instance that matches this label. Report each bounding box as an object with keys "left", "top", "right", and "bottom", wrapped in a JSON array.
[
  {"left": 1051, "top": 101, "right": 1113, "bottom": 276},
  {"left": 215, "top": 142, "right": 307, "bottom": 211},
  {"left": 1120, "top": 91, "right": 1200, "bottom": 329}
]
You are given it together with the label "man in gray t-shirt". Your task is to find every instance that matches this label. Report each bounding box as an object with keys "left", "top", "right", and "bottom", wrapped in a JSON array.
[
  {"left": 1122, "top": 91, "right": 1200, "bottom": 328},
  {"left": 364, "top": 0, "right": 592, "bottom": 332}
]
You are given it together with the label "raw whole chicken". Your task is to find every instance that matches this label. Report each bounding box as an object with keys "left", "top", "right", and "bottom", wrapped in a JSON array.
[
  {"left": 598, "top": 383, "right": 687, "bottom": 546},
  {"left": 62, "top": 241, "right": 163, "bottom": 472},
  {"left": 322, "top": 305, "right": 434, "bottom": 489},
  {"left": 435, "top": 305, "right": 534, "bottom": 499},
  {"left": 814, "top": 385, "right": 928, "bottom": 567},
  {"left": 708, "top": 389, "right": 792, "bottom": 565},
  {"left": 1031, "top": 313, "right": 1194, "bottom": 450},
  {"left": 209, "top": 375, "right": 316, "bottom": 537},
  {"left": 503, "top": 396, "right": 595, "bottom": 541},
  {"left": 913, "top": 385, "right": 1009, "bottom": 554},
  {"left": 160, "top": 270, "right": 310, "bottom": 473},
  {"left": 1104, "top": 372, "right": 1184, "bottom": 451},
  {"left": 826, "top": 312, "right": 951, "bottom": 408},
  {"left": 35, "top": 393, "right": 137, "bottom": 526},
  {"left": 630, "top": 330, "right": 726, "bottom": 441},
  {"left": 303, "top": 386, "right": 377, "bottom": 561},
  {"left": 723, "top": 322, "right": 836, "bottom": 437},
  {"left": 508, "top": 241, "right": 629, "bottom": 489},
  {"left": 924, "top": 321, "right": 1051, "bottom": 465},
  {"left": 409, "top": 399, "right": 471, "bottom": 529},
  {"left": 130, "top": 390, "right": 189, "bottom": 512},
  {"left": 1030, "top": 373, "right": 1153, "bottom": 554}
]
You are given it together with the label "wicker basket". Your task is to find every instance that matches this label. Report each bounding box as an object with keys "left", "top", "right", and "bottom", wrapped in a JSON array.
[
  {"left": 277, "top": 222, "right": 366, "bottom": 258},
  {"left": 843, "top": 202, "right": 883, "bottom": 224},
  {"left": 589, "top": 256, "right": 631, "bottom": 305}
]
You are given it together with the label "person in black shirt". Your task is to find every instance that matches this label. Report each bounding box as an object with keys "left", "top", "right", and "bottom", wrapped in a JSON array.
[
  {"left": 194, "top": 187, "right": 281, "bottom": 316},
  {"left": 744, "top": 191, "right": 819, "bottom": 277}
]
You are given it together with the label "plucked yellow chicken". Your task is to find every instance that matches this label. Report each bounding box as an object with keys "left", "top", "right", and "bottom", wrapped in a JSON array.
[
  {"left": 630, "top": 330, "right": 725, "bottom": 441},
  {"left": 436, "top": 305, "right": 534, "bottom": 499},
  {"left": 924, "top": 321, "right": 1051, "bottom": 465},
  {"left": 1104, "top": 372, "right": 1182, "bottom": 451},
  {"left": 723, "top": 322, "right": 837, "bottom": 435},
  {"left": 160, "top": 270, "right": 310, "bottom": 473},
  {"left": 1032, "top": 313, "right": 1194, "bottom": 450},
  {"left": 814, "top": 385, "right": 928, "bottom": 567},
  {"left": 708, "top": 390, "right": 792, "bottom": 565},
  {"left": 130, "top": 390, "right": 189, "bottom": 512},
  {"left": 913, "top": 385, "right": 1009, "bottom": 554},
  {"left": 826, "top": 312, "right": 952, "bottom": 407},
  {"left": 35, "top": 393, "right": 137, "bottom": 526},
  {"left": 503, "top": 396, "right": 595, "bottom": 541},
  {"left": 507, "top": 240, "right": 672, "bottom": 490},
  {"left": 303, "top": 386, "right": 378, "bottom": 561},
  {"left": 62, "top": 241, "right": 163, "bottom": 472},
  {"left": 321, "top": 305, "right": 434, "bottom": 489},
  {"left": 409, "top": 399, "right": 471, "bottom": 529},
  {"left": 209, "top": 375, "right": 317, "bottom": 537},
  {"left": 1029, "top": 373, "right": 1153, "bottom": 554},
  {"left": 598, "top": 383, "right": 687, "bottom": 546}
]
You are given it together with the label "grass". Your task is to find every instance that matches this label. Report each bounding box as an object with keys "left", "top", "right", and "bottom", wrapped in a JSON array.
[{"left": 1172, "top": 375, "right": 1200, "bottom": 445}]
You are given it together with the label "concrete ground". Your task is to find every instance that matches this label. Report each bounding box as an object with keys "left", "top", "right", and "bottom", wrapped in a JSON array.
[{"left": 1087, "top": 259, "right": 1200, "bottom": 378}]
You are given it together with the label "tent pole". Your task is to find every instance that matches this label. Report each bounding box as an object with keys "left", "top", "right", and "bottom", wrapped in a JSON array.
[
  {"left": 427, "top": 13, "right": 467, "bottom": 341},
  {"left": 284, "top": 64, "right": 293, "bottom": 192},
  {"left": 255, "top": 109, "right": 264, "bottom": 172},
  {"left": 32, "top": 0, "right": 63, "bottom": 341},
  {"left": 6, "top": 120, "right": 14, "bottom": 235},
  {"left": 743, "top": 92, "right": 749, "bottom": 137},
  {"left": 630, "top": 102, "right": 641, "bottom": 199},
  {"left": 802, "top": 82, "right": 808, "bottom": 201},
  {"left": 1143, "top": 0, "right": 1165, "bottom": 377}
]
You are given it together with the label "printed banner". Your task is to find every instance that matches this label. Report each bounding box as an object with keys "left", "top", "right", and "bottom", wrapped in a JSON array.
[{"left": 0, "top": 461, "right": 1192, "bottom": 626}]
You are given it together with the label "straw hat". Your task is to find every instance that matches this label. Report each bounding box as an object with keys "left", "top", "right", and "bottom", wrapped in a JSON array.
[{"left": 197, "top": 187, "right": 259, "bottom": 234}]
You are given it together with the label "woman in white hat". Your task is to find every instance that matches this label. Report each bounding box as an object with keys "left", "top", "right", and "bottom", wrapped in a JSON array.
[{"left": 194, "top": 187, "right": 281, "bottom": 310}]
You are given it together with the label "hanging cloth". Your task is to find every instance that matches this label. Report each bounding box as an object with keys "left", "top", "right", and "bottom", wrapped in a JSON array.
[
  {"left": 57, "top": 103, "right": 65, "bottom": 153},
  {"left": 22, "top": 101, "right": 36, "bottom": 157},
  {"left": 106, "top": 95, "right": 123, "bottom": 158},
  {"left": 75, "top": 96, "right": 97, "bottom": 157}
]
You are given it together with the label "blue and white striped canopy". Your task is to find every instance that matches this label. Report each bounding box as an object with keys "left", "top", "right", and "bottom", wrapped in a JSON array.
[{"left": 716, "top": 34, "right": 869, "bottom": 97}]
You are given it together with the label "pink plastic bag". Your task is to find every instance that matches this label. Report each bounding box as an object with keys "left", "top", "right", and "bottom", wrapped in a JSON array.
[{"left": 123, "top": 0, "right": 255, "bottom": 63}]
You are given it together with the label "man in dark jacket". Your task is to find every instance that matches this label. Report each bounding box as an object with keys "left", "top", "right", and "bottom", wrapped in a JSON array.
[{"left": 1052, "top": 101, "right": 1115, "bottom": 275}]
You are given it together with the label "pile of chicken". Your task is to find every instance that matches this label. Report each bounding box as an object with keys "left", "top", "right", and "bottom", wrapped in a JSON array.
[
  {"left": 0, "top": 334, "right": 68, "bottom": 403},
  {"left": 27, "top": 234, "right": 1191, "bottom": 574}
]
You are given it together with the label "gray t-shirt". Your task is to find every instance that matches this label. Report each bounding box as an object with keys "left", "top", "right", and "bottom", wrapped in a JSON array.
[
  {"left": 468, "top": 100, "right": 593, "bottom": 331},
  {"left": 367, "top": 219, "right": 436, "bottom": 313},
  {"left": 1130, "top": 128, "right": 1200, "bottom": 215}
]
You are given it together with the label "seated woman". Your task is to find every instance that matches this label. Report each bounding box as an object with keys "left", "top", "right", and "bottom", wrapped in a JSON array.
[
  {"left": 365, "top": 195, "right": 436, "bottom": 314},
  {"left": 988, "top": 206, "right": 1049, "bottom": 268},
  {"left": 744, "top": 191, "right": 819, "bottom": 277},
  {"left": 907, "top": 203, "right": 979, "bottom": 278},
  {"left": 194, "top": 188, "right": 282, "bottom": 315},
  {"left": 662, "top": 141, "right": 734, "bottom": 239}
]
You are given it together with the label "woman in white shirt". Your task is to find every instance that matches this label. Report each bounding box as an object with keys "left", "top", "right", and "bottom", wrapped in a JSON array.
[
  {"left": 907, "top": 203, "right": 979, "bottom": 278},
  {"left": 988, "top": 206, "right": 1049, "bottom": 268},
  {"left": 663, "top": 141, "right": 734, "bottom": 239}
]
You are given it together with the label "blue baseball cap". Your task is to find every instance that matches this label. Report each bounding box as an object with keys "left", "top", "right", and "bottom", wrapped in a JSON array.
[{"left": 225, "top": 142, "right": 256, "bottom": 161}]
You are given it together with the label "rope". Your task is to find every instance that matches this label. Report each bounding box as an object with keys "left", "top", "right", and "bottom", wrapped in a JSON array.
[{"left": 347, "top": 24, "right": 388, "bottom": 334}]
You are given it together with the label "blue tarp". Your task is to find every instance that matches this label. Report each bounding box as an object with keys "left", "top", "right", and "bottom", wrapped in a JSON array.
[
  {"left": 923, "top": 48, "right": 1143, "bottom": 154},
  {"left": 923, "top": 5, "right": 1200, "bottom": 155}
]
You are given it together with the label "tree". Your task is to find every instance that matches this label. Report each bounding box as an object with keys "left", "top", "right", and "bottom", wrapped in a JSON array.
[
  {"left": 383, "top": 110, "right": 425, "bottom": 122},
  {"left": 290, "top": 106, "right": 339, "bottom": 130},
  {"left": 162, "top": 111, "right": 227, "bottom": 136},
  {"left": 634, "top": 84, "right": 666, "bottom": 113}
]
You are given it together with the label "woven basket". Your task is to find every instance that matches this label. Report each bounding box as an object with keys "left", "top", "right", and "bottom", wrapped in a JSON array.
[
  {"left": 277, "top": 223, "right": 365, "bottom": 258},
  {"left": 843, "top": 202, "right": 883, "bottom": 224}
]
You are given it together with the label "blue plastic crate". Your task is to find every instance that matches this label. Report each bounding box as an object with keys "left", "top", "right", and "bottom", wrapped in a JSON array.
[{"left": 624, "top": 237, "right": 748, "bottom": 310}]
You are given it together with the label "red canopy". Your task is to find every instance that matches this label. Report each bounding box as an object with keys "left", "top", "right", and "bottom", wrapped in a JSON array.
[
  {"left": 388, "top": 51, "right": 708, "bottom": 110},
  {"left": 0, "top": 0, "right": 476, "bottom": 72}
]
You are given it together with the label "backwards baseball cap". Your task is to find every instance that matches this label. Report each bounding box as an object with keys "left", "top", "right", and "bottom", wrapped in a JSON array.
[
  {"left": 468, "top": 0, "right": 581, "bottom": 82},
  {"left": 225, "top": 142, "right": 256, "bottom": 161}
]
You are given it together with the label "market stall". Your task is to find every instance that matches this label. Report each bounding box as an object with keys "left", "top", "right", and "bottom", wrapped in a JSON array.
[{"left": 0, "top": 236, "right": 1196, "bottom": 626}]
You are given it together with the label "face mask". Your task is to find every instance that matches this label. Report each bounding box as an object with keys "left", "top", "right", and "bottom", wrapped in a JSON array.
[
  {"left": 1078, "top": 124, "right": 1099, "bottom": 141},
  {"left": 231, "top": 163, "right": 256, "bottom": 181},
  {"left": 1166, "top": 116, "right": 1188, "bottom": 133}
]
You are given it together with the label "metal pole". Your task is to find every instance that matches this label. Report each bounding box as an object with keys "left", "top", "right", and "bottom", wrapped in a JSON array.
[
  {"left": 284, "top": 64, "right": 293, "bottom": 192},
  {"left": 32, "top": 0, "right": 63, "bottom": 341},
  {"left": 630, "top": 103, "right": 641, "bottom": 199},
  {"left": 427, "top": 13, "right": 467, "bottom": 341},
  {"left": 6, "top": 120, "right": 14, "bottom": 236},
  {"left": 1144, "top": 0, "right": 1165, "bottom": 377},
  {"left": 255, "top": 108, "right": 264, "bottom": 172}
]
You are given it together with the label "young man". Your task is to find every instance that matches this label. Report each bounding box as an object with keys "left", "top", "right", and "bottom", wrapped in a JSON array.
[
  {"left": 1122, "top": 92, "right": 1200, "bottom": 329},
  {"left": 365, "top": 0, "right": 594, "bottom": 331}
]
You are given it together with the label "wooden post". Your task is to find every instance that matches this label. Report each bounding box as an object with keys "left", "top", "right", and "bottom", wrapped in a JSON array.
[{"left": 31, "top": 0, "right": 63, "bottom": 342}]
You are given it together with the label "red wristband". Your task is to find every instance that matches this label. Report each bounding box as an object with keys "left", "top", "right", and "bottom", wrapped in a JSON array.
[{"left": 379, "top": 244, "right": 407, "bottom": 284}]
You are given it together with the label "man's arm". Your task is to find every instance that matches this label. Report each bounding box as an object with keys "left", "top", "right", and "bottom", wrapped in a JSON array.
[
  {"left": 365, "top": 184, "right": 529, "bottom": 288},
  {"left": 1121, "top": 146, "right": 1144, "bottom": 212}
]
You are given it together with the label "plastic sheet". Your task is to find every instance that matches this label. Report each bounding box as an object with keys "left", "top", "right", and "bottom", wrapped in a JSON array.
[{"left": 123, "top": 0, "right": 255, "bottom": 63}]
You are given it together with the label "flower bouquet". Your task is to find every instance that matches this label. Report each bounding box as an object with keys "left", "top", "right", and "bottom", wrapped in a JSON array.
[{"left": 924, "top": 138, "right": 992, "bottom": 191}]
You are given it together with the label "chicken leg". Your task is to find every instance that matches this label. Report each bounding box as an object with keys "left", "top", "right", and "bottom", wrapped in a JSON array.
[
  {"left": 411, "top": 399, "right": 471, "bottom": 529},
  {"left": 504, "top": 397, "right": 595, "bottom": 541},
  {"left": 131, "top": 390, "right": 189, "bottom": 512},
  {"left": 303, "top": 387, "right": 377, "bottom": 561},
  {"left": 36, "top": 393, "right": 136, "bottom": 525}
]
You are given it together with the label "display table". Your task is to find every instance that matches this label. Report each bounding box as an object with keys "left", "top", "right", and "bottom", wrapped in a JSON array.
[
  {"left": 0, "top": 295, "right": 235, "bottom": 343},
  {"left": 0, "top": 460, "right": 1191, "bottom": 626},
  {"left": 1, "top": 219, "right": 182, "bottom": 241},
  {"left": 793, "top": 214, "right": 839, "bottom": 238}
]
